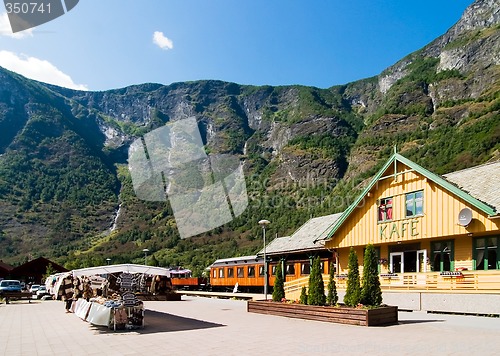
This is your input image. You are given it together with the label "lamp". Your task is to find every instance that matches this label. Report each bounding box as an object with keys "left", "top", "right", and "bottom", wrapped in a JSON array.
[
  {"left": 106, "top": 258, "right": 111, "bottom": 265},
  {"left": 258, "top": 219, "right": 270, "bottom": 300},
  {"left": 142, "top": 248, "right": 149, "bottom": 265}
]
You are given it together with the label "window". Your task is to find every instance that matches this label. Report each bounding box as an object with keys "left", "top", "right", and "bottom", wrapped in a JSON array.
[
  {"left": 301, "top": 262, "right": 310, "bottom": 275},
  {"left": 237, "top": 267, "right": 244, "bottom": 278},
  {"left": 248, "top": 266, "right": 255, "bottom": 277},
  {"left": 213, "top": 269, "right": 217, "bottom": 278},
  {"left": 286, "top": 263, "right": 295, "bottom": 275},
  {"left": 271, "top": 265, "right": 277, "bottom": 276},
  {"left": 431, "top": 241, "right": 454, "bottom": 272},
  {"left": 219, "top": 268, "right": 224, "bottom": 278},
  {"left": 227, "top": 267, "right": 234, "bottom": 278},
  {"left": 378, "top": 197, "right": 393, "bottom": 222},
  {"left": 406, "top": 191, "right": 424, "bottom": 217},
  {"left": 474, "top": 237, "right": 499, "bottom": 270},
  {"left": 259, "top": 265, "right": 265, "bottom": 276}
]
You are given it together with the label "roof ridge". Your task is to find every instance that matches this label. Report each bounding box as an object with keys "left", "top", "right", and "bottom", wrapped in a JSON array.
[{"left": 444, "top": 159, "right": 500, "bottom": 177}]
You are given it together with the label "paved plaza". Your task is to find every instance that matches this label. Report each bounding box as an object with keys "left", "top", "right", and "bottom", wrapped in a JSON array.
[{"left": 1, "top": 296, "right": 500, "bottom": 355}]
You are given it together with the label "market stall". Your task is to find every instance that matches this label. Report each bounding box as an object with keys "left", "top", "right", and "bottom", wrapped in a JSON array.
[{"left": 54, "top": 264, "right": 171, "bottom": 330}]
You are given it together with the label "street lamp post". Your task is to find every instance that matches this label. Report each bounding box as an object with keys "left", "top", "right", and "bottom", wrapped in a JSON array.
[
  {"left": 106, "top": 258, "right": 111, "bottom": 265},
  {"left": 258, "top": 219, "right": 270, "bottom": 300},
  {"left": 142, "top": 248, "right": 149, "bottom": 265}
]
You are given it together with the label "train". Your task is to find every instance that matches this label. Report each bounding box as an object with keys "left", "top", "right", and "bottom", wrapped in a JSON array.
[{"left": 170, "top": 255, "right": 335, "bottom": 293}]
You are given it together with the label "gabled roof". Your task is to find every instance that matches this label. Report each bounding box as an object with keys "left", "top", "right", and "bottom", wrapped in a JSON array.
[
  {"left": 11, "top": 257, "right": 68, "bottom": 274},
  {"left": 0, "top": 260, "right": 14, "bottom": 272},
  {"left": 444, "top": 160, "right": 500, "bottom": 213},
  {"left": 259, "top": 213, "right": 343, "bottom": 255},
  {"left": 322, "top": 153, "right": 498, "bottom": 242}
]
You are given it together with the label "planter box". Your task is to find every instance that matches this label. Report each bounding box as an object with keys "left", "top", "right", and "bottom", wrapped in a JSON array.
[{"left": 247, "top": 300, "right": 398, "bottom": 326}]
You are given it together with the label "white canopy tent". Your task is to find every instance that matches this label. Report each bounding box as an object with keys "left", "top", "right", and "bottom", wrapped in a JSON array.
[{"left": 71, "top": 264, "right": 171, "bottom": 277}]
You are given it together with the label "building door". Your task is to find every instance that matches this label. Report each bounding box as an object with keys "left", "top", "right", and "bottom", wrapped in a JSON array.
[
  {"left": 390, "top": 252, "right": 404, "bottom": 273},
  {"left": 417, "top": 249, "right": 427, "bottom": 272}
]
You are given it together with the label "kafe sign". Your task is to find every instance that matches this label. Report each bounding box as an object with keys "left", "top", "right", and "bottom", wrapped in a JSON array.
[{"left": 379, "top": 219, "right": 420, "bottom": 240}]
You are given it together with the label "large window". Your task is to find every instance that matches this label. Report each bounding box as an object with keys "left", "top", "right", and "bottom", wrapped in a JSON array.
[
  {"left": 259, "top": 265, "right": 265, "bottom": 276},
  {"left": 248, "top": 266, "right": 255, "bottom": 277},
  {"left": 213, "top": 269, "right": 217, "bottom": 278},
  {"left": 219, "top": 268, "right": 224, "bottom": 278},
  {"left": 237, "top": 267, "right": 244, "bottom": 278},
  {"left": 378, "top": 197, "right": 393, "bottom": 222},
  {"left": 431, "top": 241, "right": 454, "bottom": 272},
  {"left": 227, "top": 267, "right": 234, "bottom": 278},
  {"left": 406, "top": 191, "right": 424, "bottom": 217},
  {"left": 474, "top": 237, "right": 499, "bottom": 270},
  {"left": 286, "top": 263, "right": 295, "bottom": 275}
]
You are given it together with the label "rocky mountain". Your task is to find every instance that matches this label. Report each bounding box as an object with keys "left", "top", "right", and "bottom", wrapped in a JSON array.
[{"left": 0, "top": 0, "right": 498, "bottom": 273}]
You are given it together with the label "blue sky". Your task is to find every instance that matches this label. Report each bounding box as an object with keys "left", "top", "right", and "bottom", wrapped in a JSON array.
[{"left": 0, "top": 0, "right": 473, "bottom": 91}]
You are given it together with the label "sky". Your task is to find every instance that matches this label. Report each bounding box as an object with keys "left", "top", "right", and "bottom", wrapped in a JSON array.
[{"left": 0, "top": 0, "right": 474, "bottom": 92}]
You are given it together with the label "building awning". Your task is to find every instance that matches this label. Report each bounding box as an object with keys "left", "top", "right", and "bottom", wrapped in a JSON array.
[{"left": 71, "top": 264, "right": 171, "bottom": 277}]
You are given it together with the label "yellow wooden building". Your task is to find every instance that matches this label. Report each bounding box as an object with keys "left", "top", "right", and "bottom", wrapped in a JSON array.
[{"left": 285, "top": 153, "right": 500, "bottom": 314}]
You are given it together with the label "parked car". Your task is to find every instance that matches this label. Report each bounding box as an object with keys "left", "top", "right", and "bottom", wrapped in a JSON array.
[
  {"left": 29, "top": 284, "right": 41, "bottom": 294},
  {"left": 0, "top": 280, "right": 22, "bottom": 292},
  {"left": 36, "top": 286, "right": 50, "bottom": 299}
]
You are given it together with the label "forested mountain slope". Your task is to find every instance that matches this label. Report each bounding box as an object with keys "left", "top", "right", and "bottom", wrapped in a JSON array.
[{"left": 0, "top": 0, "right": 498, "bottom": 274}]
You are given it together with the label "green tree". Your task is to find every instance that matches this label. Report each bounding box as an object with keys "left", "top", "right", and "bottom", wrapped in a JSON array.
[
  {"left": 149, "top": 255, "right": 159, "bottom": 267},
  {"left": 272, "top": 262, "right": 285, "bottom": 302},
  {"left": 299, "top": 286, "right": 308, "bottom": 304},
  {"left": 326, "top": 261, "right": 338, "bottom": 306},
  {"left": 307, "top": 256, "right": 325, "bottom": 306},
  {"left": 361, "top": 244, "right": 383, "bottom": 306},
  {"left": 344, "top": 247, "right": 361, "bottom": 307},
  {"left": 43, "top": 263, "right": 56, "bottom": 282}
]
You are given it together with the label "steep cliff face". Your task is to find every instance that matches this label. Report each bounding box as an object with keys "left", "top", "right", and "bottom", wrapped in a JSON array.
[
  {"left": 341, "top": 0, "right": 500, "bottom": 180},
  {"left": 0, "top": 0, "right": 498, "bottom": 266}
]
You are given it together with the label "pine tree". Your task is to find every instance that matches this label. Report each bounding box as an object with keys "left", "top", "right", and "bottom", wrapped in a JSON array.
[
  {"left": 307, "top": 256, "right": 326, "bottom": 306},
  {"left": 344, "top": 247, "right": 361, "bottom": 307},
  {"left": 361, "top": 244, "right": 383, "bottom": 306},
  {"left": 299, "top": 286, "right": 308, "bottom": 305},
  {"left": 326, "top": 261, "right": 338, "bottom": 306},
  {"left": 272, "top": 262, "right": 285, "bottom": 302}
]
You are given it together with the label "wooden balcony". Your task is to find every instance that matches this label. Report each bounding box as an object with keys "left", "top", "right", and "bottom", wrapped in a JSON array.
[{"left": 284, "top": 270, "right": 500, "bottom": 301}]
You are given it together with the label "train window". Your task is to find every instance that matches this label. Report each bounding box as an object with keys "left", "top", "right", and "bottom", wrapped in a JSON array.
[
  {"left": 301, "top": 263, "right": 310, "bottom": 275},
  {"left": 213, "top": 269, "right": 217, "bottom": 278},
  {"left": 219, "top": 268, "right": 224, "bottom": 278},
  {"left": 227, "top": 267, "right": 234, "bottom": 278},
  {"left": 259, "top": 266, "right": 265, "bottom": 276},
  {"left": 248, "top": 266, "right": 255, "bottom": 277},
  {"left": 286, "top": 264, "right": 295, "bottom": 275},
  {"left": 271, "top": 265, "right": 277, "bottom": 275},
  {"left": 237, "top": 267, "right": 244, "bottom": 278}
]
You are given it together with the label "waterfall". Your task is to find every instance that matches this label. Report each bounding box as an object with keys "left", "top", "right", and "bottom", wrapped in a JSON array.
[{"left": 110, "top": 203, "right": 123, "bottom": 232}]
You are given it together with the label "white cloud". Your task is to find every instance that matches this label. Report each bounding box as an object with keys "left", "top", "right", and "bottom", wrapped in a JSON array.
[
  {"left": 153, "top": 31, "right": 173, "bottom": 50},
  {"left": 0, "top": 51, "right": 88, "bottom": 91},
  {"left": 0, "top": 13, "right": 33, "bottom": 39}
]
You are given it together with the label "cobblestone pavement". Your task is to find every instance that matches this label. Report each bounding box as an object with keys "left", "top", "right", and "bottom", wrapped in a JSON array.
[{"left": 1, "top": 296, "right": 500, "bottom": 355}]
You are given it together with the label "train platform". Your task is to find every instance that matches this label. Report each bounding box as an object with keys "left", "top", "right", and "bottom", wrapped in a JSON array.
[
  {"left": 176, "top": 290, "right": 264, "bottom": 300},
  {"left": 1, "top": 295, "right": 500, "bottom": 355}
]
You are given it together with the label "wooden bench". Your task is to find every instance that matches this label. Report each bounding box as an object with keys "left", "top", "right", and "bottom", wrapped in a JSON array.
[{"left": 1, "top": 291, "right": 33, "bottom": 304}]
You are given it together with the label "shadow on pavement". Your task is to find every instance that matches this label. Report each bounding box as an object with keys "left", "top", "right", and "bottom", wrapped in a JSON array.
[
  {"left": 397, "top": 319, "right": 445, "bottom": 325},
  {"left": 90, "top": 309, "right": 225, "bottom": 334}
]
